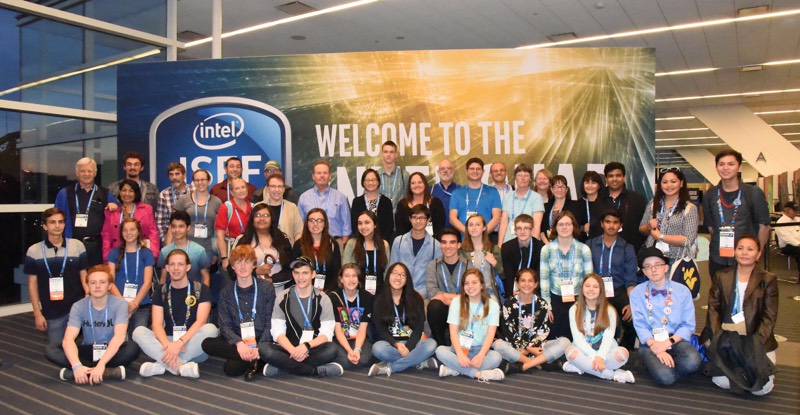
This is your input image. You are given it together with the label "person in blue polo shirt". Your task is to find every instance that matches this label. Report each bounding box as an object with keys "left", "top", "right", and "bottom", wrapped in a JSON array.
[
  {"left": 587, "top": 209, "right": 638, "bottom": 350},
  {"left": 630, "top": 247, "right": 701, "bottom": 386},
  {"left": 158, "top": 211, "right": 211, "bottom": 286},
  {"left": 449, "top": 157, "right": 502, "bottom": 236}
]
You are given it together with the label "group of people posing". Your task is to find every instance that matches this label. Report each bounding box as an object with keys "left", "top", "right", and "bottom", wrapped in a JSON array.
[{"left": 26, "top": 144, "right": 777, "bottom": 395}]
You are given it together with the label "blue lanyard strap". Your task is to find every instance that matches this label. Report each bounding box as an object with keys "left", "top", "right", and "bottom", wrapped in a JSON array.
[
  {"left": 123, "top": 248, "right": 140, "bottom": 284},
  {"left": 42, "top": 240, "right": 69, "bottom": 276},
  {"left": 658, "top": 199, "right": 678, "bottom": 233},
  {"left": 466, "top": 185, "right": 483, "bottom": 211},
  {"left": 364, "top": 243, "right": 377, "bottom": 274},
  {"left": 519, "top": 243, "right": 533, "bottom": 270},
  {"left": 119, "top": 205, "right": 136, "bottom": 224},
  {"left": 440, "top": 261, "right": 463, "bottom": 292},
  {"left": 381, "top": 167, "right": 400, "bottom": 199},
  {"left": 74, "top": 184, "right": 97, "bottom": 214},
  {"left": 556, "top": 243, "right": 575, "bottom": 281},
  {"left": 234, "top": 277, "right": 258, "bottom": 322},
  {"left": 732, "top": 268, "right": 742, "bottom": 315},
  {"left": 468, "top": 301, "right": 483, "bottom": 331},
  {"left": 194, "top": 192, "right": 209, "bottom": 224},
  {"left": 437, "top": 182, "right": 453, "bottom": 196},
  {"left": 342, "top": 289, "right": 360, "bottom": 311},
  {"left": 585, "top": 199, "right": 590, "bottom": 224},
  {"left": 232, "top": 206, "right": 245, "bottom": 232},
  {"left": 393, "top": 302, "right": 405, "bottom": 325},
  {"left": 511, "top": 190, "right": 531, "bottom": 220},
  {"left": 167, "top": 284, "right": 192, "bottom": 328},
  {"left": 88, "top": 304, "right": 109, "bottom": 343},
  {"left": 717, "top": 189, "right": 742, "bottom": 226},
  {"left": 294, "top": 287, "right": 313, "bottom": 327},
  {"left": 314, "top": 252, "right": 327, "bottom": 273},
  {"left": 599, "top": 240, "right": 616, "bottom": 275}
]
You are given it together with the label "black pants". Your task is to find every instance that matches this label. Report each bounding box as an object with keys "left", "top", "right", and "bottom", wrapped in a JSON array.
[
  {"left": 607, "top": 287, "right": 636, "bottom": 350},
  {"left": 708, "top": 260, "right": 735, "bottom": 280},
  {"left": 781, "top": 245, "right": 800, "bottom": 271},
  {"left": 259, "top": 342, "right": 337, "bottom": 376},
  {"left": 45, "top": 341, "right": 140, "bottom": 368},
  {"left": 427, "top": 299, "right": 450, "bottom": 347},
  {"left": 547, "top": 293, "right": 573, "bottom": 342},
  {"left": 82, "top": 238, "right": 103, "bottom": 267},
  {"left": 202, "top": 336, "right": 263, "bottom": 376}
]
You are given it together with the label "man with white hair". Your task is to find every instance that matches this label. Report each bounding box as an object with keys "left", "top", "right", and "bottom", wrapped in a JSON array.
[
  {"left": 55, "top": 157, "right": 118, "bottom": 266},
  {"left": 431, "top": 159, "right": 460, "bottom": 230}
]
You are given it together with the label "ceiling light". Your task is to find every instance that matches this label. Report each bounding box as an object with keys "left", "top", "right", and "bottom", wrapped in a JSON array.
[
  {"left": 770, "top": 122, "right": 800, "bottom": 127},
  {"left": 755, "top": 109, "right": 800, "bottom": 115},
  {"left": 656, "top": 87, "right": 800, "bottom": 102},
  {"left": 655, "top": 127, "right": 709, "bottom": 133},
  {"left": 763, "top": 58, "right": 800, "bottom": 66},
  {"left": 655, "top": 136, "right": 719, "bottom": 142},
  {"left": 740, "top": 64, "right": 764, "bottom": 72},
  {"left": 655, "top": 68, "right": 717, "bottom": 77},
  {"left": 547, "top": 32, "right": 578, "bottom": 43},
  {"left": 656, "top": 143, "right": 726, "bottom": 149},
  {"left": 186, "top": 0, "right": 381, "bottom": 47},
  {"left": 0, "top": 48, "right": 161, "bottom": 97},
  {"left": 783, "top": 132, "right": 800, "bottom": 136},
  {"left": 737, "top": 5, "right": 770, "bottom": 18},
  {"left": 517, "top": 8, "right": 800, "bottom": 49},
  {"left": 655, "top": 116, "right": 696, "bottom": 121}
]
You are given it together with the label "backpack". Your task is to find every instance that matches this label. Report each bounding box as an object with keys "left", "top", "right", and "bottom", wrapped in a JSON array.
[{"left": 704, "top": 330, "right": 776, "bottom": 394}]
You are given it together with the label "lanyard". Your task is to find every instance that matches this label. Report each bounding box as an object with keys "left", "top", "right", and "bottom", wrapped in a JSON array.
[
  {"left": 393, "top": 302, "right": 406, "bottom": 325},
  {"left": 119, "top": 205, "right": 136, "bottom": 224},
  {"left": 314, "top": 187, "right": 332, "bottom": 214},
  {"left": 193, "top": 192, "right": 209, "bottom": 224},
  {"left": 511, "top": 189, "right": 532, "bottom": 220},
  {"left": 584, "top": 308, "right": 603, "bottom": 344},
  {"left": 437, "top": 182, "right": 453, "bottom": 197},
  {"left": 232, "top": 205, "right": 245, "bottom": 232},
  {"left": 314, "top": 252, "right": 327, "bottom": 274},
  {"left": 75, "top": 184, "right": 97, "bottom": 214},
  {"left": 717, "top": 189, "right": 742, "bottom": 227},
  {"left": 440, "top": 261, "right": 463, "bottom": 293},
  {"left": 294, "top": 286, "right": 313, "bottom": 327},
  {"left": 732, "top": 268, "right": 743, "bottom": 315},
  {"left": 343, "top": 289, "right": 360, "bottom": 311},
  {"left": 549, "top": 200, "right": 564, "bottom": 227},
  {"left": 599, "top": 240, "right": 616, "bottom": 275},
  {"left": 658, "top": 199, "right": 678, "bottom": 233},
  {"left": 42, "top": 240, "right": 69, "bottom": 276},
  {"left": 585, "top": 199, "right": 590, "bottom": 225},
  {"left": 167, "top": 284, "right": 192, "bottom": 328},
  {"left": 88, "top": 304, "right": 109, "bottom": 343},
  {"left": 234, "top": 277, "right": 258, "bottom": 322},
  {"left": 276, "top": 201, "right": 284, "bottom": 224},
  {"left": 465, "top": 185, "right": 484, "bottom": 211},
  {"left": 226, "top": 184, "right": 230, "bottom": 202},
  {"left": 381, "top": 167, "right": 400, "bottom": 199},
  {"left": 644, "top": 281, "right": 673, "bottom": 327},
  {"left": 364, "top": 243, "right": 377, "bottom": 274},
  {"left": 516, "top": 295, "right": 536, "bottom": 328},
  {"left": 555, "top": 243, "right": 575, "bottom": 281},
  {"left": 468, "top": 301, "right": 483, "bottom": 332},
  {"left": 123, "top": 247, "right": 140, "bottom": 285},
  {"left": 519, "top": 243, "right": 533, "bottom": 269}
]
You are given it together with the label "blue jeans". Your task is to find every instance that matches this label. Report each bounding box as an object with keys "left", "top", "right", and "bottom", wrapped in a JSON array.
[
  {"left": 128, "top": 307, "right": 151, "bottom": 336},
  {"left": 372, "top": 339, "right": 437, "bottom": 373},
  {"left": 45, "top": 314, "right": 69, "bottom": 350},
  {"left": 436, "top": 345, "right": 503, "bottom": 378},
  {"left": 639, "top": 341, "right": 701, "bottom": 386},
  {"left": 492, "top": 338, "right": 569, "bottom": 363}
]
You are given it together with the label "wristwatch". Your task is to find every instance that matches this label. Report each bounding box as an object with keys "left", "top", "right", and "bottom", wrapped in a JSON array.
[
  {"left": 303, "top": 341, "right": 311, "bottom": 350},
  {"left": 668, "top": 337, "right": 676, "bottom": 345}
]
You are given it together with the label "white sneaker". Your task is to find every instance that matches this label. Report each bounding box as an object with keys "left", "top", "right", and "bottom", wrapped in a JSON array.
[
  {"left": 561, "top": 361, "right": 583, "bottom": 375},
  {"left": 477, "top": 368, "right": 505, "bottom": 382},
  {"left": 612, "top": 369, "right": 635, "bottom": 384},
  {"left": 438, "top": 365, "right": 460, "bottom": 378},
  {"left": 416, "top": 357, "right": 439, "bottom": 370},
  {"left": 139, "top": 362, "right": 166, "bottom": 378},
  {"left": 368, "top": 363, "right": 392, "bottom": 377},
  {"left": 262, "top": 363, "right": 280, "bottom": 377},
  {"left": 179, "top": 362, "right": 200, "bottom": 379}
]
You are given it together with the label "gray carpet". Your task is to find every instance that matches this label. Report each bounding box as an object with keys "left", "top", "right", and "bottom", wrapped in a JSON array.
[{"left": 0, "top": 313, "right": 797, "bottom": 415}]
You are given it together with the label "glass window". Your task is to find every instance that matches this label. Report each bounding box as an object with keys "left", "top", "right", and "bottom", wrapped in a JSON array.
[{"left": 20, "top": 142, "right": 83, "bottom": 203}]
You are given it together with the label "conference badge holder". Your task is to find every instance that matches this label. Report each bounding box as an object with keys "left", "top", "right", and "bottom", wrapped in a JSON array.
[
  {"left": 49, "top": 275, "right": 64, "bottom": 301},
  {"left": 193, "top": 224, "right": 208, "bottom": 238},
  {"left": 653, "top": 327, "right": 669, "bottom": 343},
  {"left": 459, "top": 330, "right": 474, "bottom": 352},
  {"left": 75, "top": 213, "right": 89, "bottom": 228},
  {"left": 314, "top": 274, "right": 326, "bottom": 290},
  {"left": 602, "top": 277, "right": 614, "bottom": 298},
  {"left": 123, "top": 283, "right": 138, "bottom": 301},
  {"left": 560, "top": 280, "right": 575, "bottom": 302},
  {"left": 92, "top": 343, "right": 107, "bottom": 362},
  {"left": 300, "top": 326, "right": 314, "bottom": 344},
  {"left": 365, "top": 275, "right": 377, "bottom": 295},
  {"left": 241, "top": 321, "right": 256, "bottom": 347},
  {"left": 173, "top": 325, "right": 187, "bottom": 341},
  {"left": 655, "top": 240, "right": 670, "bottom": 254},
  {"left": 719, "top": 227, "right": 735, "bottom": 257}
]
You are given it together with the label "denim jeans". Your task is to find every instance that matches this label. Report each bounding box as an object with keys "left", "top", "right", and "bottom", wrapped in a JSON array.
[
  {"left": 259, "top": 342, "right": 338, "bottom": 376},
  {"left": 45, "top": 341, "right": 140, "bottom": 368},
  {"left": 566, "top": 344, "right": 628, "bottom": 380},
  {"left": 45, "top": 314, "right": 69, "bottom": 350},
  {"left": 492, "top": 338, "right": 569, "bottom": 363},
  {"left": 128, "top": 307, "right": 151, "bottom": 337},
  {"left": 639, "top": 341, "right": 701, "bottom": 385},
  {"left": 435, "top": 345, "right": 503, "bottom": 378},
  {"left": 132, "top": 324, "right": 218, "bottom": 368},
  {"left": 333, "top": 339, "right": 374, "bottom": 369},
  {"left": 372, "top": 338, "right": 437, "bottom": 373}
]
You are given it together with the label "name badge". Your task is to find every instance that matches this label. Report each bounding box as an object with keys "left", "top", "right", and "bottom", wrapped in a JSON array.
[
  {"left": 602, "top": 277, "right": 614, "bottom": 298},
  {"left": 655, "top": 240, "right": 670, "bottom": 254},
  {"left": 731, "top": 312, "right": 745, "bottom": 324},
  {"left": 193, "top": 224, "right": 208, "bottom": 238},
  {"left": 240, "top": 321, "right": 256, "bottom": 347},
  {"left": 719, "top": 227, "right": 735, "bottom": 258},
  {"left": 560, "top": 280, "right": 575, "bottom": 302},
  {"left": 92, "top": 343, "right": 107, "bottom": 362},
  {"left": 173, "top": 325, "right": 187, "bottom": 341},
  {"left": 466, "top": 210, "right": 478, "bottom": 218},
  {"left": 123, "top": 283, "right": 138, "bottom": 301},
  {"left": 49, "top": 276, "right": 64, "bottom": 301},
  {"left": 314, "top": 275, "right": 326, "bottom": 290},
  {"left": 347, "top": 325, "right": 359, "bottom": 340},
  {"left": 299, "top": 327, "right": 314, "bottom": 344},
  {"left": 653, "top": 326, "right": 669, "bottom": 342},
  {"left": 75, "top": 213, "right": 89, "bottom": 228},
  {"left": 365, "top": 275, "right": 377, "bottom": 295},
  {"left": 425, "top": 222, "right": 434, "bottom": 236},
  {"left": 459, "top": 330, "right": 474, "bottom": 351}
]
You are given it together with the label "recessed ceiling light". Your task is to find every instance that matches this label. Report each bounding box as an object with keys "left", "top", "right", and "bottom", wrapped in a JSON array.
[
  {"left": 755, "top": 109, "right": 800, "bottom": 115},
  {"left": 290, "top": 35, "right": 306, "bottom": 40},
  {"left": 655, "top": 116, "right": 697, "bottom": 121},
  {"left": 737, "top": 5, "right": 770, "bottom": 18},
  {"left": 656, "top": 68, "right": 717, "bottom": 77},
  {"left": 396, "top": 36, "right": 405, "bottom": 40},
  {"left": 740, "top": 64, "right": 764, "bottom": 72},
  {"left": 546, "top": 32, "right": 578, "bottom": 43},
  {"left": 655, "top": 127, "right": 709, "bottom": 133},
  {"left": 769, "top": 122, "right": 800, "bottom": 127},
  {"left": 656, "top": 87, "right": 800, "bottom": 102}
]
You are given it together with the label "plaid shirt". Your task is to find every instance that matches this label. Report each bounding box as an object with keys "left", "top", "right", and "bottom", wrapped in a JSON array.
[
  {"left": 539, "top": 239, "right": 593, "bottom": 305},
  {"left": 156, "top": 183, "right": 195, "bottom": 240}
]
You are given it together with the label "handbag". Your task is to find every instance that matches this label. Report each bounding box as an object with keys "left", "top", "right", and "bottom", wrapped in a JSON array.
[{"left": 669, "top": 206, "right": 701, "bottom": 300}]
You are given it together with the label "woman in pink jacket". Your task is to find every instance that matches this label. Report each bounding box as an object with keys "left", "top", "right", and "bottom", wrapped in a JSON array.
[{"left": 102, "top": 179, "right": 160, "bottom": 261}]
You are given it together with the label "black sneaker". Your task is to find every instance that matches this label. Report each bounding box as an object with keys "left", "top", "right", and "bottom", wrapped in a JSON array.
[
  {"left": 102, "top": 366, "right": 126, "bottom": 381},
  {"left": 59, "top": 368, "right": 72, "bottom": 381},
  {"left": 316, "top": 362, "right": 344, "bottom": 377},
  {"left": 503, "top": 362, "right": 524, "bottom": 375}
]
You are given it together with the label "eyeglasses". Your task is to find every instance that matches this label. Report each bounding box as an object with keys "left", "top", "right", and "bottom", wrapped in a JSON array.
[
  {"left": 390, "top": 271, "right": 407, "bottom": 278},
  {"left": 265, "top": 168, "right": 280, "bottom": 174},
  {"left": 267, "top": 185, "right": 285, "bottom": 189},
  {"left": 642, "top": 263, "right": 668, "bottom": 271},
  {"left": 410, "top": 215, "right": 429, "bottom": 221},
  {"left": 308, "top": 218, "right": 325, "bottom": 224},
  {"left": 514, "top": 226, "right": 532, "bottom": 232},
  {"left": 551, "top": 185, "right": 567, "bottom": 190},
  {"left": 193, "top": 178, "right": 209, "bottom": 182},
  {"left": 659, "top": 167, "right": 681, "bottom": 173},
  {"left": 363, "top": 178, "right": 379, "bottom": 183},
  {"left": 556, "top": 222, "right": 573, "bottom": 228},
  {"left": 254, "top": 213, "right": 271, "bottom": 218},
  {"left": 467, "top": 167, "right": 483, "bottom": 172}
]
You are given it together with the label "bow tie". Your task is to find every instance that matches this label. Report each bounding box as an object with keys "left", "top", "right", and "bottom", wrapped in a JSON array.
[{"left": 651, "top": 289, "right": 668, "bottom": 297}]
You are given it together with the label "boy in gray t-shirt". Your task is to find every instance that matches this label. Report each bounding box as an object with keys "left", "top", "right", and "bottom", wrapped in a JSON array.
[{"left": 47, "top": 265, "right": 140, "bottom": 384}]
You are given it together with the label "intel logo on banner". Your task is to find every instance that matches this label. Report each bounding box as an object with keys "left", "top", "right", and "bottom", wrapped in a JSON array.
[{"left": 149, "top": 97, "right": 292, "bottom": 190}]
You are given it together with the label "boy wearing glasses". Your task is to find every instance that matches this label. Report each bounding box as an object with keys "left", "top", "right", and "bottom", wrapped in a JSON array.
[
  {"left": 449, "top": 157, "right": 502, "bottom": 235},
  {"left": 252, "top": 160, "right": 299, "bottom": 204},
  {"left": 390, "top": 204, "right": 442, "bottom": 298},
  {"left": 630, "top": 247, "right": 700, "bottom": 386},
  {"left": 500, "top": 214, "right": 544, "bottom": 296}
]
